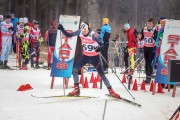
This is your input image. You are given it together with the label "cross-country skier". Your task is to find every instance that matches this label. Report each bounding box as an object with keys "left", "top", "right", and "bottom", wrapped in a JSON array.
[
  {"left": 20, "top": 17, "right": 30, "bottom": 70},
  {"left": 58, "top": 21, "right": 120, "bottom": 98},
  {"left": 0, "top": 15, "right": 13, "bottom": 69},
  {"left": 140, "top": 18, "right": 158, "bottom": 84},
  {"left": 16, "top": 18, "right": 25, "bottom": 68},
  {"left": 29, "top": 20, "right": 43, "bottom": 68},
  {"left": 45, "top": 21, "right": 57, "bottom": 70}
]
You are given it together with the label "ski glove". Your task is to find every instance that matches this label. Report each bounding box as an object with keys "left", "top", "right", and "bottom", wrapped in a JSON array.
[
  {"left": 95, "top": 46, "right": 101, "bottom": 52},
  {"left": 58, "top": 24, "right": 65, "bottom": 31},
  {"left": 39, "top": 38, "right": 44, "bottom": 43},
  {"left": 8, "top": 27, "right": 14, "bottom": 32}
]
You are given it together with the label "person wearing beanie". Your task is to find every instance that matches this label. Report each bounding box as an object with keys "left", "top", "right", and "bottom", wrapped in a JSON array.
[
  {"left": 57, "top": 21, "right": 120, "bottom": 98},
  {"left": 10, "top": 14, "right": 18, "bottom": 53},
  {"left": 0, "top": 15, "right": 13, "bottom": 69},
  {"left": 123, "top": 23, "right": 137, "bottom": 75},
  {"left": 100, "top": 18, "right": 111, "bottom": 74},
  {"left": 45, "top": 21, "right": 57, "bottom": 70},
  {"left": 29, "top": 20, "right": 43, "bottom": 68}
]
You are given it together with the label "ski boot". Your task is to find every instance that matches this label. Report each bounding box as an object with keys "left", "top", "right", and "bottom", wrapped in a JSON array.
[
  {"left": 47, "top": 63, "right": 51, "bottom": 70},
  {"left": 0, "top": 61, "right": 3, "bottom": 69},
  {"left": 3, "top": 61, "right": 10, "bottom": 69},
  {"left": 129, "top": 69, "right": 134, "bottom": 75},
  {"left": 108, "top": 87, "right": 120, "bottom": 98},
  {"left": 145, "top": 75, "right": 151, "bottom": 84},
  {"left": 68, "top": 84, "right": 80, "bottom": 96},
  {"left": 19, "top": 63, "right": 28, "bottom": 70},
  {"left": 36, "top": 62, "right": 40, "bottom": 69},
  {"left": 31, "top": 63, "right": 35, "bottom": 68}
]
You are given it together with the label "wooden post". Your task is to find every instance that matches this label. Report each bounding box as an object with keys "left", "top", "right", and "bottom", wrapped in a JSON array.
[
  {"left": 51, "top": 77, "right": 55, "bottom": 89},
  {"left": 172, "top": 85, "right": 176, "bottom": 97},
  {"left": 168, "top": 84, "right": 171, "bottom": 92},
  {"left": 65, "top": 78, "right": 69, "bottom": 89},
  {"left": 152, "top": 83, "right": 156, "bottom": 95}
]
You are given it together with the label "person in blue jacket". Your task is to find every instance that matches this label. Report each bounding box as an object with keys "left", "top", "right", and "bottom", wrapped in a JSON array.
[
  {"left": 100, "top": 18, "right": 111, "bottom": 74},
  {"left": 11, "top": 14, "right": 18, "bottom": 53}
]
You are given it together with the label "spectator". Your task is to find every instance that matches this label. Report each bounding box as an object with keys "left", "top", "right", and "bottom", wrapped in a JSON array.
[{"left": 100, "top": 18, "right": 111, "bottom": 74}]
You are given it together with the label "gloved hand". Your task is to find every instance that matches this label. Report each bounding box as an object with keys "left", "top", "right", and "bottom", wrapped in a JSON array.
[
  {"left": 20, "top": 34, "right": 24, "bottom": 38},
  {"left": 58, "top": 24, "right": 64, "bottom": 31},
  {"left": 122, "top": 28, "right": 126, "bottom": 33},
  {"left": 95, "top": 46, "right": 101, "bottom": 52},
  {"left": 39, "top": 38, "right": 44, "bottom": 43},
  {"left": 8, "top": 27, "right": 14, "bottom": 32}
]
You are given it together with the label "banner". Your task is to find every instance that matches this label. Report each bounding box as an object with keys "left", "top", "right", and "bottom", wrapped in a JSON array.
[
  {"left": 155, "top": 19, "right": 180, "bottom": 84},
  {"left": 51, "top": 15, "right": 80, "bottom": 78}
]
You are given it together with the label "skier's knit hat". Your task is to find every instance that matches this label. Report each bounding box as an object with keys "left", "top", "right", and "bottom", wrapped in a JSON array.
[
  {"left": 23, "top": 17, "right": 28, "bottom": 24},
  {"left": 19, "top": 18, "right": 24, "bottom": 23},
  {"left": 123, "top": 23, "right": 130, "bottom": 31},
  {"left": 51, "top": 21, "right": 56, "bottom": 28},
  {"left": 103, "top": 18, "right": 109, "bottom": 24},
  {"left": 160, "top": 16, "right": 166, "bottom": 20},
  {"left": 33, "top": 20, "right": 39, "bottom": 24},
  {"left": 0, "top": 15, "right": 3, "bottom": 20}
]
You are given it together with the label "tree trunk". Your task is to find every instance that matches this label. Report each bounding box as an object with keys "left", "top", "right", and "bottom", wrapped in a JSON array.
[{"left": 31, "top": 0, "right": 36, "bottom": 20}]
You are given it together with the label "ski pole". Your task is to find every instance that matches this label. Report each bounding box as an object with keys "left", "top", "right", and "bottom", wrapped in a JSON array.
[
  {"left": 99, "top": 52, "right": 135, "bottom": 100},
  {"left": 135, "top": 57, "right": 144, "bottom": 83},
  {"left": 59, "top": 31, "right": 66, "bottom": 97},
  {"left": 102, "top": 99, "right": 107, "bottom": 120},
  {"left": 120, "top": 57, "right": 140, "bottom": 74}
]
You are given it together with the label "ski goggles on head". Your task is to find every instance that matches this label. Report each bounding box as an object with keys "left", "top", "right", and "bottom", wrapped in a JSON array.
[{"left": 80, "top": 22, "right": 88, "bottom": 31}]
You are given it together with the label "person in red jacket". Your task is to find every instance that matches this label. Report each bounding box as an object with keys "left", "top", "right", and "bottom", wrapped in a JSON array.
[
  {"left": 45, "top": 21, "right": 57, "bottom": 70},
  {"left": 29, "top": 20, "right": 44, "bottom": 68},
  {"left": 123, "top": 23, "right": 137, "bottom": 74}
]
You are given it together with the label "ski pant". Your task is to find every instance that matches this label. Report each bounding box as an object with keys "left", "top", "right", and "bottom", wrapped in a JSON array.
[
  {"left": 144, "top": 46, "right": 155, "bottom": 76},
  {"left": 47, "top": 46, "right": 54, "bottom": 65},
  {"left": 73, "top": 54, "right": 111, "bottom": 88},
  {"left": 123, "top": 47, "right": 129, "bottom": 69},
  {"left": 30, "top": 42, "right": 40, "bottom": 65},
  {"left": 12, "top": 33, "right": 16, "bottom": 53},
  {"left": 128, "top": 47, "right": 135, "bottom": 69},
  {"left": 21, "top": 41, "right": 29, "bottom": 65},
  {"left": 0, "top": 36, "right": 12, "bottom": 61},
  {"left": 16, "top": 40, "right": 22, "bottom": 66},
  {"left": 100, "top": 42, "right": 109, "bottom": 71}
]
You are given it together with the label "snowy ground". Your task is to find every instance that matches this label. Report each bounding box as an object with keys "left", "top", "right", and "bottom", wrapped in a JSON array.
[{"left": 0, "top": 55, "right": 179, "bottom": 120}]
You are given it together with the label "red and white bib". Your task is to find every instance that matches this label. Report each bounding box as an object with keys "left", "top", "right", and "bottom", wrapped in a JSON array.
[
  {"left": 30, "top": 27, "right": 41, "bottom": 42},
  {"left": 79, "top": 31, "right": 99, "bottom": 56},
  {"left": 137, "top": 39, "right": 144, "bottom": 48},
  {"left": 143, "top": 27, "right": 156, "bottom": 47}
]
